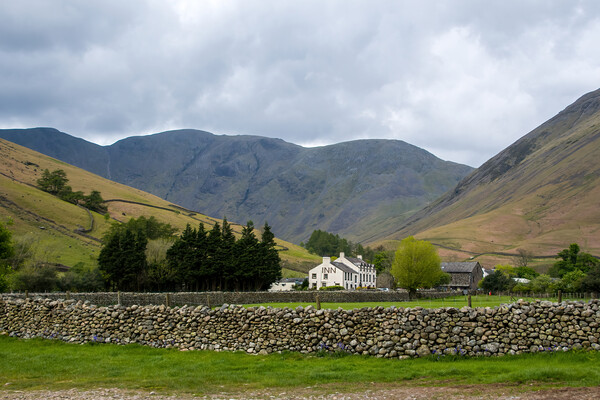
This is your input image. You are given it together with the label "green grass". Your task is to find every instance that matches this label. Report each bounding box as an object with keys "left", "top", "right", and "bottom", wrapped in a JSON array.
[
  {"left": 1, "top": 336, "right": 599, "bottom": 396},
  {"left": 244, "top": 294, "right": 586, "bottom": 310}
]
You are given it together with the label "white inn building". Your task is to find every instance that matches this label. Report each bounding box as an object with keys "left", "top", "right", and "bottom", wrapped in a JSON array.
[{"left": 308, "top": 252, "right": 376, "bottom": 290}]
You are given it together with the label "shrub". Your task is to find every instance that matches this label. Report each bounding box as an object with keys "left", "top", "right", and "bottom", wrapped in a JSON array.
[{"left": 319, "top": 285, "right": 344, "bottom": 291}]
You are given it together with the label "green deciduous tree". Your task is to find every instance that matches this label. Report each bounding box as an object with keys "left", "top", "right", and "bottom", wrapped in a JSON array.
[
  {"left": 373, "top": 250, "right": 394, "bottom": 274},
  {"left": 480, "top": 270, "right": 513, "bottom": 293},
  {"left": 581, "top": 264, "right": 600, "bottom": 293},
  {"left": 304, "top": 229, "right": 351, "bottom": 257},
  {"left": 549, "top": 243, "right": 599, "bottom": 278},
  {"left": 556, "top": 269, "right": 586, "bottom": 293},
  {"left": 0, "top": 222, "right": 15, "bottom": 292},
  {"left": 82, "top": 190, "right": 108, "bottom": 213},
  {"left": 10, "top": 264, "right": 60, "bottom": 292},
  {"left": 530, "top": 274, "right": 556, "bottom": 293},
  {"left": 391, "top": 236, "right": 443, "bottom": 297},
  {"left": 37, "top": 169, "right": 68, "bottom": 194},
  {"left": 59, "top": 262, "right": 104, "bottom": 292},
  {"left": 513, "top": 266, "right": 539, "bottom": 280},
  {"left": 494, "top": 264, "right": 516, "bottom": 277}
]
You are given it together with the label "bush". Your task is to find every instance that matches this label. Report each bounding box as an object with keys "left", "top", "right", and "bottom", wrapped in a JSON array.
[
  {"left": 319, "top": 285, "right": 344, "bottom": 291},
  {"left": 10, "top": 264, "right": 60, "bottom": 292}
]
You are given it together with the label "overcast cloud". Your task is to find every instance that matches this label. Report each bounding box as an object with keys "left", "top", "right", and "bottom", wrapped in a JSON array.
[{"left": 1, "top": 1, "right": 600, "bottom": 166}]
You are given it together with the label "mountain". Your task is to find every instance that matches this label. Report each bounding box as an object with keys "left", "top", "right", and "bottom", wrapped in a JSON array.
[
  {"left": 0, "top": 129, "right": 473, "bottom": 244},
  {"left": 389, "top": 88, "right": 600, "bottom": 267},
  {"left": 0, "top": 138, "right": 320, "bottom": 273}
]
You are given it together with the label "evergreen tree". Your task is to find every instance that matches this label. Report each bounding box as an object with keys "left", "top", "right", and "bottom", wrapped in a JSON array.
[
  {"left": 205, "top": 222, "right": 222, "bottom": 290},
  {"left": 220, "top": 218, "right": 236, "bottom": 290},
  {"left": 98, "top": 228, "right": 148, "bottom": 291},
  {"left": 257, "top": 222, "right": 282, "bottom": 290},
  {"left": 166, "top": 223, "right": 206, "bottom": 290},
  {"left": 235, "top": 221, "right": 260, "bottom": 291}
]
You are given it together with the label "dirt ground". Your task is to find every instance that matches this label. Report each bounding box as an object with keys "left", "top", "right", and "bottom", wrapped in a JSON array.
[{"left": 2, "top": 385, "right": 599, "bottom": 400}]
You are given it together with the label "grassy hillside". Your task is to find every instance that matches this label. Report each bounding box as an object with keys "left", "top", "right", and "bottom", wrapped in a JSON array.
[
  {"left": 387, "top": 88, "right": 600, "bottom": 269},
  {"left": 0, "top": 139, "right": 320, "bottom": 275}
]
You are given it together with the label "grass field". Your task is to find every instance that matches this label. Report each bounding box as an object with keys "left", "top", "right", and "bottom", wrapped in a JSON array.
[
  {"left": 1, "top": 335, "right": 599, "bottom": 396},
  {"left": 244, "top": 294, "right": 591, "bottom": 310}
]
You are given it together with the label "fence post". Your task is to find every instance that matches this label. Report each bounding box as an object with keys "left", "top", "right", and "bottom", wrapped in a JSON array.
[
  {"left": 315, "top": 293, "right": 321, "bottom": 310},
  {"left": 557, "top": 290, "right": 562, "bottom": 303},
  {"left": 206, "top": 294, "right": 211, "bottom": 309},
  {"left": 25, "top": 290, "right": 29, "bottom": 299},
  {"left": 165, "top": 293, "right": 171, "bottom": 307},
  {"left": 117, "top": 291, "right": 122, "bottom": 306},
  {"left": 66, "top": 291, "right": 71, "bottom": 300},
  {"left": 468, "top": 294, "right": 472, "bottom": 308}
]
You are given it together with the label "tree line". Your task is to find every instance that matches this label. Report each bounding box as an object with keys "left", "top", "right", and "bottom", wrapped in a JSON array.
[
  {"left": 98, "top": 218, "right": 282, "bottom": 292},
  {"left": 480, "top": 243, "right": 600, "bottom": 294},
  {"left": 37, "top": 169, "right": 107, "bottom": 213},
  {"left": 302, "top": 229, "right": 393, "bottom": 269},
  {"left": 0, "top": 215, "right": 282, "bottom": 293}
]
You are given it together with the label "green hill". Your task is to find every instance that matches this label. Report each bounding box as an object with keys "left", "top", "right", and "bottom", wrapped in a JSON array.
[{"left": 0, "top": 138, "right": 320, "bottom": 276}]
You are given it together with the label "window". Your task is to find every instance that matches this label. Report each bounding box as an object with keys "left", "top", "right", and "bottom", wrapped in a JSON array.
[
  {"left": 321, "top": 282, "right": 326, "bottom": 287},
  {"left": 323, "top": 273, "right": 328, "bottom": 280},
  {"left": 312, "top": 273, "right": 317, "bottom": 279}
]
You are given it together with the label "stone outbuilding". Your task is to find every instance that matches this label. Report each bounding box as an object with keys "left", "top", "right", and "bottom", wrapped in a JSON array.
[{"left": 440, "top": 261, "right": 484, "bottom": 291}]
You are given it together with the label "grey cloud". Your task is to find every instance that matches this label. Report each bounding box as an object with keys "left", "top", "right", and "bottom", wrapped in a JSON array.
[{"left": 1, "top": 1, "right": 600, "bottom": 167}]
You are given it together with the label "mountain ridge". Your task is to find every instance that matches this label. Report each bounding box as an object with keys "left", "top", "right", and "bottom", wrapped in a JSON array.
[{"left": 0, "top": 128, "right": 473, "bottom": 244}]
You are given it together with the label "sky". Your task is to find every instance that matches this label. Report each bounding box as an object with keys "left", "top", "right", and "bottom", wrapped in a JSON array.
[{"left": 1, "top": 1, "right": 600, "bottom": 167}]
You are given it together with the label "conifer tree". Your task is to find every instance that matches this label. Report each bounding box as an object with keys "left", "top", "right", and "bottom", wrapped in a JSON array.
[
  {"left": 235, "top": 221, "right": 259, "bottom": 291},
  {"left": 258, "top": 222, "right": 282, "bottom": 290},
  {"left": 220, "top": 218, "right": 236, "bottom": 290},
  {"left": 98, "top": 228, "right": 147, "bottom": 291}
]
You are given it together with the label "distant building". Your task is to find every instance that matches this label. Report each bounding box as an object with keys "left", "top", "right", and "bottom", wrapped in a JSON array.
[
  {"left": 269, "top": 278, "right": 305, "bottom": 292},
  {"left": 308, "top": 252, "right": 376, "bottom": 290},
  {"left": 440, "top": 261, "right": 484, "bottom": 291}
]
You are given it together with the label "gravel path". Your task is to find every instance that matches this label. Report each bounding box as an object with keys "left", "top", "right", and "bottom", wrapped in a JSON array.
[{"left": 2, "top": 386, "right": 600, "bottom": 399}]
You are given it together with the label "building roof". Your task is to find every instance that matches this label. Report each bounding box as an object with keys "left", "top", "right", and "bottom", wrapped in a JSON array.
[
  {"left": 278, "top": 278, "right": 305, "bottom": 283},
  {"left": 346, "top": 257, "right": 374, "bottom": 267},
  {"left": 441, "top": 262, "right": 481, "bottom": 273},
  {"left": 332, "top": 261, "right": 357, "bottom": 275}
]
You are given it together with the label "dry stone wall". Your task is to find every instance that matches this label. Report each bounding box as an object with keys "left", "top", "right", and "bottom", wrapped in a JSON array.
[
  {"left": 2, "top": 296, "right": 599, "bottom": 358},
  {"left": 1, "top": 290, "right": 458, "bottom": 307}
]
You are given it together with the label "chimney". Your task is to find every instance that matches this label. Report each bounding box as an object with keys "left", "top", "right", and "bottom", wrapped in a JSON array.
[
  {"left": 358, "top": 255, "right": 363, "bottom": 260},
  {"left": 339, "top": 252, "right": 345, "bottom": 259},
  {"left": 323, "top": 256, "right": 331, "bottom": 264}
]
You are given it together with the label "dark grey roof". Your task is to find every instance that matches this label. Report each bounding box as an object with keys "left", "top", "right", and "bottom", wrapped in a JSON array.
[
  {"left": 441, "top": 262, "right": 481, "bottom": 273},
  {"left": 279, "top": 278, "right": 304, "bottom": 283},
  {"left": 332, "top": 261, "right": 357, "bottom": 275},
  {"left": 346, "top": 257, "right": 373, "bottom": 267}
]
